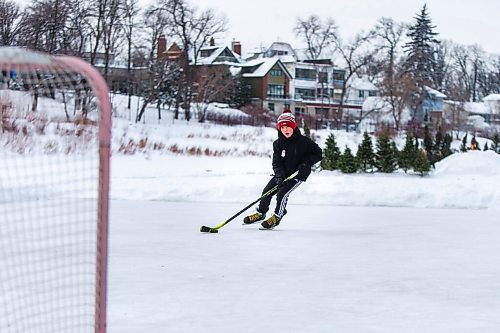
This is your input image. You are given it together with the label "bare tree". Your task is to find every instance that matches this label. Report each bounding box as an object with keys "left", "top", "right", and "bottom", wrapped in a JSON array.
[
  {"left": 0, "top": 0, "right": 22, "bottom": 46},
  {"left": 136, "top": 59, "right": 181, "bottom": 122},
  {"left": 333, "top": 30, "right": 380, "bottom": 127},
  {"left": 451, "top": 44, "right": 486, "bottom": 102},
  {"left": 294, "top": 15, "right": 337, "bottom": 60},
  {"left": 121, "top": 0, "right": 140, "bottom": 109},
  {"left": 193, "top": 66, "right": 235, "bottom": 123},
  {"left": 157, "top": 0, "right": 227, "bottom": 121},
  {"left": 373, "top": 17, "right": 412, "bottom": 131}
]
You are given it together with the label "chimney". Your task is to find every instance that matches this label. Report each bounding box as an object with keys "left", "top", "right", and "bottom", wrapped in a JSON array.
[
  {"left": 231, "top": 40, "right": 241, "bottom": 56},
  {"left": 157, "top": 35, "right": 167, "bottom": 59},
  {"left": 209, "top": 37, "right": 215, "bottom": 46}
]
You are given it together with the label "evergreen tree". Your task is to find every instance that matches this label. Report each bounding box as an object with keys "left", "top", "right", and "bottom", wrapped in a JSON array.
[
  {"left": 433, "top": 128, "right": 444, "bottom": 162},
  {"left": 391, "top": 141, "right": 400, "bottom": 167},
  {"left": 423, "top": 125, "right": 435, "bottom": 166},
  {"left": 302, "top": 118, "right": 311, "bottom": 139},
  {"left": 231, "top": 76, "right": 251, "bottom": 108},
  {"left": 375, "top": 131, "right": 398, "bottom": 173},
  {"left": 492, "top": 134, "right": 500, "bottom": 153},
  {"left": 404, "top": 4, "right": 440, "bottom": 87},
  {"left": 356, "top": 131, "right": 376, "bottom": 172},
  {"left": 339, "top": 146, "right": 358, "bottom": 174},
  {"left": 321, "top": 132, "right": 341, "bottom": 170},
  {"left": 442, "top": 133, "right": 453, "bottom": 158},
  {"left": 399, "top": 134, "right": 417, "bottom": 173},
  {"left": 484, "top": 142, "right": 489, "bottom": 151},
  {"left": 413, "top": 149, "right": 431, "bottom": 176},
  {"left": 460, "top": 133, "right": 468, "bottom": 152}
]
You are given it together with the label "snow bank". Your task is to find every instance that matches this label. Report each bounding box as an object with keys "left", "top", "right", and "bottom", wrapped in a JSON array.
[{"left": 110, "top": 151, "right": 500, "bottom": 210}]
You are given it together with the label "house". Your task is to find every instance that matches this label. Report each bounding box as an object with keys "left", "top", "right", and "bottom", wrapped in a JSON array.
[
  {"left": 483, "top": 94, "right": 500, "bottom": 124},
  {"left": 241, "top": 57, "right": 292, "bottom": 113},
  {"left": 418, "top": 86, "right": 447, "bottom": 125},
  {"left": 244, "top": 41, "right": 371, "bottom": 129},
  {"left": 345, "top": 75, "right": 378, "bottom": 105}
]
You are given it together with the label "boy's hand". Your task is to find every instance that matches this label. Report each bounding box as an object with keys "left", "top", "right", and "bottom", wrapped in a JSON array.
[
  {"left": 275, "top": 176, "right": 284, "bottom": 187},
  {"left": 297, "top": 162, "right": 311, "bottom": 180}
]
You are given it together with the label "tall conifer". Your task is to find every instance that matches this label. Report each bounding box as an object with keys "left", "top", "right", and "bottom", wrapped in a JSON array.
[
  {"left": 375, "top": 131, "right": 398, "bottom": 173},
  {"left": 356, "top": 131, "right": 376, "bottom": 172},
  {"left": 321, "top": 132, "right": 341, "bottom": 170}
]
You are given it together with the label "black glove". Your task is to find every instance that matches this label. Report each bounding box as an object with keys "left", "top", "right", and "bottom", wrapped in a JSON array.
[
  {"left": 275, "top": 176, "right": 284, "bottom": 187},
  {"left": 297, "top": 162, "right": 311, "bottom": 181}
]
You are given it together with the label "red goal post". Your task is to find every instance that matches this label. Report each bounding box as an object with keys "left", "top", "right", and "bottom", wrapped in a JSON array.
[{"left": 0, "top": 47, "right": 111, "bottom": 333}]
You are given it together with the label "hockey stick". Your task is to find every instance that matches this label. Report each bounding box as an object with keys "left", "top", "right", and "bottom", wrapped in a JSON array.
[{"left": 200, "top": 171, "right": 299, "bottom": 233}]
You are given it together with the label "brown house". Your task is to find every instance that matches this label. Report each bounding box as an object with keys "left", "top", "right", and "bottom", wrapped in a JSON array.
[{"left": 241, "top": 58, "right": 292, "bottom": 114}]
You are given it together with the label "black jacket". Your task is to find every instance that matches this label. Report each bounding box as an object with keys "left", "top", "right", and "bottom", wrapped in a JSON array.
[{"left": 272, "top": 128, "right": 322, "bottom": 181}]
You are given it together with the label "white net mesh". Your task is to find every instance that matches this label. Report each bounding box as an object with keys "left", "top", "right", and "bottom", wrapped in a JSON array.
[{"left": 0, "top": 48, "right": 110, "bottom": 333}]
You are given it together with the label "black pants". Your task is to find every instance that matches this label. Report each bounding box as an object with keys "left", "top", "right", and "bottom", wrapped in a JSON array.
[{"left": 257, "top": 177, "right": 302, "bottom": 218}]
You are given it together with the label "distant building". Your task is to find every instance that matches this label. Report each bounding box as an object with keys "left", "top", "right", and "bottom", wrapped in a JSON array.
[{"left": 417, "top": 86, "right": 447, "bottom": 125}]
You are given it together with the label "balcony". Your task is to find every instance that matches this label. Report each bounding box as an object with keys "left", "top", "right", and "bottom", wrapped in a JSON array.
[{"left": 267, "top": 94, "right": 291, "bottom": 100}]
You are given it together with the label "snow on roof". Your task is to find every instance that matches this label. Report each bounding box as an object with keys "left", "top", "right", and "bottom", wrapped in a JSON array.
[
  {"left": 349, "top": 77, "right": 378, "bottom": 91},
  {"left": 193, "top": 46, "right": 241, "bottom": 66},
  {"left": 229, "top": 66, "right": 241, "bottom": 76},
  {"left": 464, "top": 102, "right": 490, "bottom": 115},
  {"left": 483, "top": 93, "right": 500, "bottom": 101},
  {"left": 424, "top": 86, "right": 447, "bottom": 98},
  {"left": 242, "top": 58, "right": 291, "bottom": 78},
  {"left": 362, "top": 96, "right": 388, "bottom": 112}
]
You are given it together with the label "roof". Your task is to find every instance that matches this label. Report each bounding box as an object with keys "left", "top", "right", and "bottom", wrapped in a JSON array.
[
  {"left": 483, "top": 93, "right": 500, "bottom": 101},
  {"left": 349, "top": 76, "right": 378, "bottom": 91},
  {"left": 241, "top": 58, "right": 292, "bottom": 78},
  {"left": 464, "top": 102, "right": 490, "bottom": 114},
  {"left": 192, "top": 46, "right": 241, "bottom": 66},
  {"left": 425, "top": 86, "right": 447, "bottom": 98}
]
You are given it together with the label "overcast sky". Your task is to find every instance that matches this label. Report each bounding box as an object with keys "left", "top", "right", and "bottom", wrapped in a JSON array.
[{"left": 172, "top": 0, "right": 500, "bottom": 57}]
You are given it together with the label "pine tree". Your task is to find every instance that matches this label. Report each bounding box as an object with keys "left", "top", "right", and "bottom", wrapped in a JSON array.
[
  {"left": 231, "top": 75, "right": 252, "bottom": 108},
  {"left": 404, "top": 4, "right": 440, "bottom": 87},
  {"left": 321, "top": 132, "right": 341, "bottom": 170},
  {"left": 433, "top": 128, "right": 443, "bottom": 162},
  {"left": 423, "top": 125, "right": 435, "bottom": 166},
  {"left": 460, "top": 133, "right": 468, "bottom": 152},
  {"left": 492, "top": 133, "right": 500, "bottom": 153},
  {"left": 413, "top": 149, "right": 431, "bottom": 176},
  {"left": 442, "top": 133, "right": 453, "bottom": 158},
  {"left": 339, "top": 146, "right": 357, "bottom": 173},
  {"left": 484, "top": 142, "right": 489, "bottom": 151},
  {"left": 375, "top": 131, "right": 398, "bottom": 173},
  {"left": 399, "top": 134, "right": 417, "bottom": 173},
  {"left": 302, "top": 118, "right": 311, "bottom": 139},
  {"left": 356, "top": 131, "right": 376, "bottom": 172}
]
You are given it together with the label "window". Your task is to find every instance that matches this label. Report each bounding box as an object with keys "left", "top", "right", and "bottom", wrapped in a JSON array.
[
  {"left": 270, "top": 68, "right": 282, "bottom": 76},
  {"left": 200, "top": 49, "right": 213, "bottom": 58},
  {"left": 268, "top": 84, "right": 285, "bottom": 98},
  {"left": 358, "top": 90, "right": 365, "bottom": 98},
  {"left": 268, "top": 103, "right": 275, "bottom": 111},
  {"left": 295, "top": 68, "right": 316, "bottom": 80},
  {"left": 295, "top": 107, "right": 305, "bottom": 115},
  {"left": 332, "top": 71, "right": 345, "bottom": 81},
  {"left": 369, "top": 90, "right": 377, "bottom": 97},
  {"left": 295, "top": 88, "right": 315, "bottom": 100},
  {"left": 318, "top": 72, "right": 328, "bottom": 83}
]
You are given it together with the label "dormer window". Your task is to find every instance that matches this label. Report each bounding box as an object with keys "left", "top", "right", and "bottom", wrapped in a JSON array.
[{"left": 200, "top": 49, "right": 213, "bottom": 58}]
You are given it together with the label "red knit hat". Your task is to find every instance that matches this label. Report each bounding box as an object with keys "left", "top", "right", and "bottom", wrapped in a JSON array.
[{"left": 277, "top": 110, "right": 297, "bottom": 130}]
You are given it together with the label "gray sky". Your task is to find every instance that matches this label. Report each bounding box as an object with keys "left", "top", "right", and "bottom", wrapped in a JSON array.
[{"left": 180, "top": 0, "right": 500, "bottom": 57}]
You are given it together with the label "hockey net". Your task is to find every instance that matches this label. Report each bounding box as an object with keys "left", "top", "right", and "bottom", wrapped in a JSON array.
[{"left": 0, "top": 47, "right": 111, "bottom": 333}]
